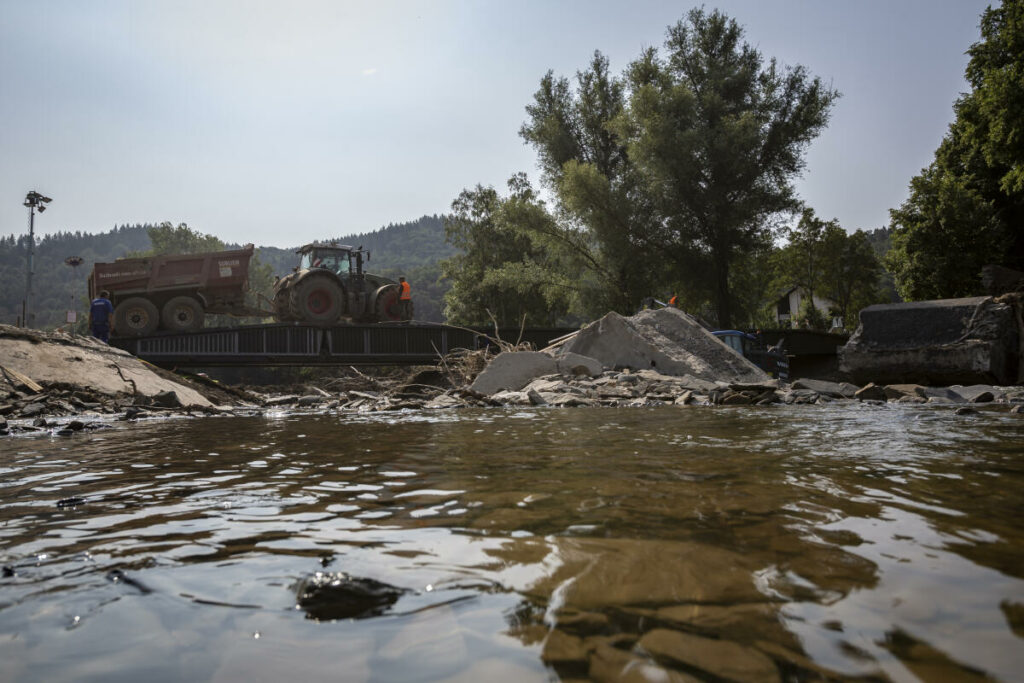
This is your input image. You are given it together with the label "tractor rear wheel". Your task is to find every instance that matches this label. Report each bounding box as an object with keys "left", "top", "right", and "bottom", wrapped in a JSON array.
[
  {"left": 288, "top": 273, "right": 345, "bottom": 323},
  {"left": 114, "top": 297, "right": 159, "bottom": 336},
  {"left": 161, "top": 296, "right": 204, "bottom": 332},
  {"left": 374, "top": 284, "right": 412, "bottom": 322}
]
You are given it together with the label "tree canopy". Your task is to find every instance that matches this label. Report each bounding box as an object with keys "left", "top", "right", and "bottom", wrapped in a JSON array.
[
  {"left": 887, "top": 0, "right": 1024, "bottom": 299},
  {"left": 444, "top": 8, "right": 839, "bottom": 328}
]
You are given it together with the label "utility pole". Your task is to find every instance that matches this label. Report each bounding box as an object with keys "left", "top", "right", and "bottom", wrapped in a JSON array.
[
  {"left": 65, "top": 256, "right": 84, "bottom": 336},
  {"left": 22, "top": 191, "right": 52, "bottom": 328}
]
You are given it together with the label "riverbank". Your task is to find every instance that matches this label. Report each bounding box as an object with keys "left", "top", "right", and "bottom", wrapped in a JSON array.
[{"left": 1, "top": 320, "right": 1021, "bottom": 438}]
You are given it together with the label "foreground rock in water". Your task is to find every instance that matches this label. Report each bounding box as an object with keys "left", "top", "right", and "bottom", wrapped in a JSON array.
[
  {"left": 560, "top": 308, "right": 769, "bottom": 383},
  {"left": 839, "top": 294, "right": 1023, "bottom": 386},
  {"left": 0, "top": 325, "right": 213, "bottom": 410}
]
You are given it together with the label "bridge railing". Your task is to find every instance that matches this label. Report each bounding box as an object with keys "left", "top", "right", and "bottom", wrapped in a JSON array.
[{"left": 112, "top": 323, "right": 576, "bottom": 366}]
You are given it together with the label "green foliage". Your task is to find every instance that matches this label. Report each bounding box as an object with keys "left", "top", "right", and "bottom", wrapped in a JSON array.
[
  {"left": 614, "top": 9, "right": 839, "bottom": 327},
  {"left": 796, "top": 298, "right": 829, "bottom": 331},
  {"left": 443, "top": 10, "right": 838, "bottom": 328},
  {"left": 776, "top": 208, "right": 885, "bottom": 329},
  {"left": 441, "top": 183, "right": 568, "bottom": 327},
  {"left": 0, "top": 225, "right": 151, "bottom": 328},
  {"left": 888, "top": 0, "right": 1024, "bottom": 299},
  {"left": 146, "top": 222, "right": 224, "bottom": 255}
]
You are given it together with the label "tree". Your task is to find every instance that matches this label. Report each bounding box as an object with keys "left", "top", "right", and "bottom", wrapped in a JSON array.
[
  {"left": 144, "top": 222, "right": 225, "bottom": 255},
  {"left": 614, "top": 9, "right": 839, "bottom": 328},
  {"left": 441, "top": 182, "right": 567, "bottom": 327},
  {"left": 779, "top": 208, "right": 838, "bottom": 309},
  {"left": 888, "top": 0, "right": 1024, "bottom": 299},
  {"left": 519, "top": 52, "right": 664, "bottom": 316}
]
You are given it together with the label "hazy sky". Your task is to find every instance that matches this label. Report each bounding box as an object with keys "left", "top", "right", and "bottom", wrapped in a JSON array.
[{"left": 0, "top": 0, "right": 989, "bottom": 248}]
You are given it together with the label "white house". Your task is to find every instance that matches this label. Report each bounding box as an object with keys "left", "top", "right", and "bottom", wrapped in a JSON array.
[{"left": 775, "top": 286, "right": 842, "bottom": 329}]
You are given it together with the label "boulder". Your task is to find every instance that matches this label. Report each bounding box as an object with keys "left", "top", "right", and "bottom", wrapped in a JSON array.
[
  {"left": 469, "top": 351, "right": 558, "bottom": 395},
  {"left": 560, "top": 308, "right": 769, "bottom": 383},
  {"left": 854, "top": 383, "right": 887, "bottom": 401},
  {"left": 915, "top": 386, "right": 965, "bottom": 402},
  {"left": 951, "top": 384, "right": 999, "bottom": 403},
  {"left": 839, "top": 295, "right": 1022, "bottom": 385},
  {"left": 883, "top": 384, "right": 924, "bottom": 400}
]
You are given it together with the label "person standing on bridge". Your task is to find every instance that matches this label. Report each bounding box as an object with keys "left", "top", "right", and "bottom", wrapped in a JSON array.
[
  {"left": 398, "top": 277, "right": 412, "bottom": 322},
  {"left": 89, "top": 290, "right": 115, "bottom": 343}
]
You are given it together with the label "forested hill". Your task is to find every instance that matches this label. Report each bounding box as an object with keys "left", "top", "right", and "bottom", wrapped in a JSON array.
[
  {"left": 242, "top": 214, "right": 453, "bottom": 279},
  {"left": 0, "top": 215, "right": 453, "bottom": 328}
]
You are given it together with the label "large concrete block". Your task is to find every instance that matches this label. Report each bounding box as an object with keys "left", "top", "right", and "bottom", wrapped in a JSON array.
[
  {"left": 839, "top": 295, "right": 1022, "bottom": 385},
  {"left": 469, "top": 351, "right": 557, "bottom": 395},
  {"left": 560, "top": 308, "right": 768, "bottom": 383}
]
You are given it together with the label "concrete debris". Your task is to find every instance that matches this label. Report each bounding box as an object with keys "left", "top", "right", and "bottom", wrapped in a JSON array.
[
  {"left": 840, "top": 294, "right": 1023, "bottom": 386},
  {"left": 0, "top": 324, "right": 213, "bottom": 408},
  {"left": 559, "top": 308, "right": 769, "bottom": 383},
  {"left": 469, "top": 351, "right": 558, "bottom": 395}
]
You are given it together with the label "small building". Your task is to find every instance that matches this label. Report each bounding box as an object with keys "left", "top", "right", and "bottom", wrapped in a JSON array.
[{"left": 775, "top": 286, "right": 841, "bottom": 329}]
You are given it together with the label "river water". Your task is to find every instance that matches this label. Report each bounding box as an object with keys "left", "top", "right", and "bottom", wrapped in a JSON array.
[{"left": 1, "top": 403, "right": 1022, "bottom": 682}]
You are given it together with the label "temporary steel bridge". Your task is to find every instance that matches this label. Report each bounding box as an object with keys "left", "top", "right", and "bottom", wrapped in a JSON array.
[{"left": 111, "top": 322, "right": 576, "bottom": 367}]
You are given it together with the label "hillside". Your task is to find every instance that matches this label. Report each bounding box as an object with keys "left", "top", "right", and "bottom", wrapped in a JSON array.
[{"left": 0, "top": 215, "right": 454, "bottom": 328}]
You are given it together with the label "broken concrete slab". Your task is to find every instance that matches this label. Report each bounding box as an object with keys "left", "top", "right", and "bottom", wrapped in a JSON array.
[
  {"left": 0, "top": 325, "right": 213, "bottom": 408},
  {"left": 555, "top": 352, "right": 603, "bottom": 377},
  {"left": 791, "top": 378, "right": 858, "bottom": 398},
  {"left": 469, "top": 351, "right": 558, "bottom": 395},
  {"left": 839, "top": 295, "right": 1022, "bottom": 386},
  {"left": 560, "top": 308, "right": 769, "bottom": 383}
]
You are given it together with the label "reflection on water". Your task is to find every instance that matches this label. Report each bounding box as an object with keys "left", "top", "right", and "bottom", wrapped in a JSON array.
[{"left": 1, "top": 404, "right": 1022, "bottom": 681}]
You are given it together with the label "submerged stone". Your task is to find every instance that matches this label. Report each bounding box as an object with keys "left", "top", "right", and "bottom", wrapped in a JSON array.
[
  {"left": 294, "top": 571, "right": 407, "bottom": 621},
  {"left": 637, "top": 629, "right": 780, "bottom": 682}
]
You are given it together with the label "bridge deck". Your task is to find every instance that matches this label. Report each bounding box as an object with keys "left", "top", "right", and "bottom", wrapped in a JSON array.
[{"left": 111, "top": 323, "right": 575, "bottom": 367}]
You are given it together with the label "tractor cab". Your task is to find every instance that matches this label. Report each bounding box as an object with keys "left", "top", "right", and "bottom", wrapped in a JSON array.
[{"left": 297, "top": 244, "right": 370, "bottom": 278}]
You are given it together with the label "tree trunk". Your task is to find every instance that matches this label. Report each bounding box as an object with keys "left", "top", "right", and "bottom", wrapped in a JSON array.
[{"left": 714, "top": 251, "right": 731, "bottom": 329}]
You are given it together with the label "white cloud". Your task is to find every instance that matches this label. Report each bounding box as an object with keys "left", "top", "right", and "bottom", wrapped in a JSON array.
[{"left": 361, "top": 68, "right": 378, "bottom": 76}]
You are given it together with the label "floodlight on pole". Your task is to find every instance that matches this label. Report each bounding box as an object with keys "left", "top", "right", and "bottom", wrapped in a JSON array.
[{"left": 22, "top": 190, "right": 52, "bottom": 328}]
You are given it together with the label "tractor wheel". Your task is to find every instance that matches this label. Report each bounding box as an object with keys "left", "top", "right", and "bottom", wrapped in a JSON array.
[
  {"left": 114, "top": 297, "right": 159, "bottom": 336},
  {"left": 161, "top": 296, "right": 204, "bottom": 332},
  {"left": 374, "top": 284, "right": 412, "bottom": 322},
  {"left": 288, "top": 273, "right": 345, "bottom": 323}
]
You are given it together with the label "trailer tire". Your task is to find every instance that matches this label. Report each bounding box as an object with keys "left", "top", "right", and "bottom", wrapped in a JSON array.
[
  {"left": 289, "top": 273, "right": 344, "bottom": 323},
  {"left": 114, "top": 297, "right": 159, "bottom": 336},
  {"left": 162, "top": 296, "right": 204, "bottom": 332}
]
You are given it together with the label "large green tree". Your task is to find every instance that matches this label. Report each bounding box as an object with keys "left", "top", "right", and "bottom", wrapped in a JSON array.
[
  {"left": 615, "top": 9, "right": 838, "bottom": 327},
  {"left": 888, "top": 0, "right": 1024, "bottom": 299},
  {"left": 442, "top": 182, "right": 568, "bottom": 327},
  {"left": 518, "top": 52, "right": 664, "bottom": 316}
]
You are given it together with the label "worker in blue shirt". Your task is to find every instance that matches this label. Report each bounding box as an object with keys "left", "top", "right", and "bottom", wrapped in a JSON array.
[{"left": 89, "top": 290, "right": 115, "bottom": 342}]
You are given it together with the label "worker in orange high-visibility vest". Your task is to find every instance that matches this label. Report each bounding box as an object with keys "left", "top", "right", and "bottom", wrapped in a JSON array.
[
  {"left": 668, "top": 293, "right": 678, "bottom": 308},
  {"left": 398, "top": 277, "right": 412, "bottom": 321}
]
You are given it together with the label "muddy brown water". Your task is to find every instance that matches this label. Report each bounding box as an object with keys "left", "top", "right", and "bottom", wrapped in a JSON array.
[{"left": 1, "top": 404, "right": 1022, "bottom": 682}]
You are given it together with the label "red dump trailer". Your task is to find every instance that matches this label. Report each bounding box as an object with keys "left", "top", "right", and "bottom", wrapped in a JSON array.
[{"left": 88, "top": 245, "right": 260, "bottom": 336}]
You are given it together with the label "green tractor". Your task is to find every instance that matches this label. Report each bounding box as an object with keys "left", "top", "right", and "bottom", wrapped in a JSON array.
[{"left": 272, "top": 243, "right": 411, "bottom": 324}]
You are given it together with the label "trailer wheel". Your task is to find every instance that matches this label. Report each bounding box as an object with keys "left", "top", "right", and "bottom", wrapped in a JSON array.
[
  {"left": 374, "top": 284, "right": 411, "bottom": 322},
  {"left": 114, "top": 297, "right": 159, "bottom": 336},
  {"left": 289, "top": 273, "right": 344, "bottom": 323},
  {"left": 162, "top": 296, "right": 204, "bottom": 332}
]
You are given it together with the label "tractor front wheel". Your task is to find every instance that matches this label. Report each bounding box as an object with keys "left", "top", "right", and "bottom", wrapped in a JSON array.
[{"left": 374, "top": 285, "right": 412, "bottom": 322}]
